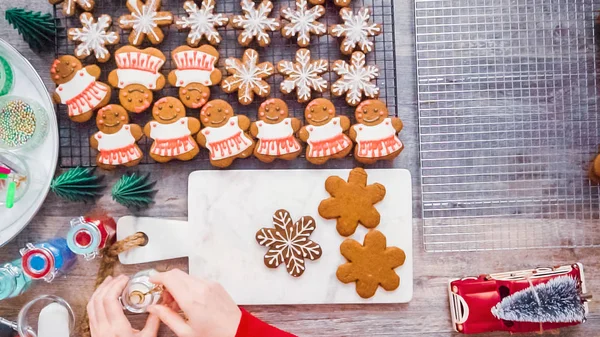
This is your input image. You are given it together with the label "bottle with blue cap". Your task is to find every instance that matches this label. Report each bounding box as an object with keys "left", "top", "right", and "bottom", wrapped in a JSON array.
[
  {"left": 0, "top": 259, "right": 31, "bottom": 300},
  {"left": 20, "top": 238, "right": 76, "bottom": 282},
  {"left": 66, "top": 215, "right": 116, "bottom": 260}
]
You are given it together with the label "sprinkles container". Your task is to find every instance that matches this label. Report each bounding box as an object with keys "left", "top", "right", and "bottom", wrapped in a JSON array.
[{"left": 0, "top": 96, "right": 48, "bottom": 150}]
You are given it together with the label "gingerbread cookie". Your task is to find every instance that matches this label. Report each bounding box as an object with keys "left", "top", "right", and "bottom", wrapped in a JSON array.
[
  {"left": 168, "top": 45, "right": 222, "bottom": 109},
  {"left": 308, "top": 0, "right": 351, "bottom": 6},
  {"left": 196, "top": 99, "right": 255, "bottom": 168},
  {"left": 108, "top": 46, "right": 166, "bottom": 113},
  {"left": 250, "top": 99, "right": 302, "bottom": 163},
  {"left": 222, "top": 49, "right": 274, "bottom": 105},
  {"left": 90, "top": 105, "right": 143, "bottom": 170},
  {"left": 51, "top": 55, "right": 111, "bottom": 123},
  {"left": 176, "top": 0, "right": 229, "bottom": 46},
  {"left": 143, "top": 97, "right": 201, "bottom": 163},
  {"left": 332, "top": 51, "right": 380, "bottom": 106},
  {"left": 329, "top": 7, "right": 382, "bottom": 55},
  {"left": 118, "top": 0, "right": 173, "bottom": 46},
  {"left": 256, "top": 209, "right": 322, "bottom": 277},
  {"left": 350, "top": 100, "right": 403, "bottom": 164},
  {"left": 298, "top": 98, "right": 352, "bottom": 165},
  {"left": 281, "top": 0, "right": 326, "bottom": 47},
  {"left": 589, "top": 153, "right": 600, "bottom": 183},
  {"left": 231, "top": 0, "right": 280, "bottom": 47},
  {"left": 337, "top": 230, "right": 406, "bottom": 299},
  {"left": 68, "top": 13, "right": 119, "bottom": 63},
  {"left": 318, "top": 168, "right": 386, "bottom": 236},
  {"left": 48, "top": 0, "right": 94, "bottom": 17},
  {"left": 277, "top": 49, "right": 328, "bottom": 103}
]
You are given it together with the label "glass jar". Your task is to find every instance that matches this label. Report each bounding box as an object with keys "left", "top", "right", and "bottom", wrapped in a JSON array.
[
  {"left": 121, "top": 269, "right": 162, "bottom": 314},
  {"left": 17, "top": 295, "right": 75, "bottom": 337}
]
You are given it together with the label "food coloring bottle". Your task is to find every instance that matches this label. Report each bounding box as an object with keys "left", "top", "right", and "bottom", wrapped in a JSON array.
[
  {"left": 0, "top": 259, "right": 31, "bottom": 300},
  {"left": 66, "top": 215, "right": 116, "bottom": 260},
  {"left": 20, "top": 238, "right": 77, "bottom": 282}
]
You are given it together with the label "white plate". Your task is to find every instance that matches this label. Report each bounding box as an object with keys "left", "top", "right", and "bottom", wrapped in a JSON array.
[{"left": 0, "top": 38, "right": 59, "bottom": 245}]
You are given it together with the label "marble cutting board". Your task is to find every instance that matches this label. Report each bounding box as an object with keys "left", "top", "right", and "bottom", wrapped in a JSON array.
[{"left": 188, "top": 169, "right": 413, "bottom": 305}]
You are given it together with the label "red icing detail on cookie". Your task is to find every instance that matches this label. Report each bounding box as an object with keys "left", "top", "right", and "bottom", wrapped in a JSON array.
[
  {"left": 58, "top": 86, "right": 63, "bottom": 91},
  {"left": 124, "top": 125, "right": 130, "bottom": 130},
  {"left": 97, "top": 134, "right": 102, "bottom": 138},
  {"left": 333, "top": 120, "right": 338, "bottom": 125},
  {"left": 230, "top": 121, "right": 235, "bottom": 126},
  {"left": 179, "top": 80, "right": 184, "bottom": 85},
  {"left": 309, "top": 127, "right": 313, "bottom": 132},
  {"left": 120, "top": 81, "right": 124, "bottom": 86},
  {"left": 204, "top": 130, "right": 210, "bottom": 135},
  {"left": 149, "top": 84, "right": 154, "bottom": 89},
  {"left": 79, "top": 71, "right": 84, "bottom": 76},
  {"left": 258, "top": 122, "right": 263, "bottom": 127},
  {"left": 285, "top": 120, "right": 289, "bottom": 125},
  {"left": 182, "top": 89, "right": 188, "bottom": 94}
]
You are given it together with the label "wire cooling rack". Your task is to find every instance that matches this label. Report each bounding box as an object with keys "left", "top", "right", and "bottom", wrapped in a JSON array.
[
  {"left": 416, "top": 0, "right": 600, "bottom": 252},
  {"left": 53, "top": 0, "right": 397, "bottom": 167}
]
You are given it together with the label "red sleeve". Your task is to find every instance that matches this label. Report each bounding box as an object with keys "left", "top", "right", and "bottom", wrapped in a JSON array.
[{"left": 235, "top": 308, "right": 296, "bottom": 337}]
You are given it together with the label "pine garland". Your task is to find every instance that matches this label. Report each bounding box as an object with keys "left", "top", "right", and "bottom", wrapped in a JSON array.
[
  {"left": 5, "top": 8, "right": 60, "bottom": 52},
  {"left": 111, "top": 172, "right": 156, "bottom": 208},
  {"left": 50, "top": 167, "right": 104, "bottom": 202}
]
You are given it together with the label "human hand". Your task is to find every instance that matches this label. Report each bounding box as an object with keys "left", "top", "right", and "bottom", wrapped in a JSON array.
[
  {"left": 147, "top": 269, "right": 242, "bottom": 337},
  {"left": 87, "top": 275, "right": 161, "bottom": 337}
]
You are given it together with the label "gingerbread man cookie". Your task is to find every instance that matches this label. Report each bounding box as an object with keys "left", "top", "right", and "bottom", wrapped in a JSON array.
[
  {"left": 48, "top": 0, "right": 94, "bottom": 17},
  {"left": 90, "top": 105, "right": 143, "bottom": 170},
  {"left": 196, "top": 99, "right": 255, "bottom": 168},
  {"left": 51, "top": 55, "right": 111, "bottom": 123},
  {"left": 337, "top": 230, "right": 406, "bottom": 299},
  {"left": 231, "top": 0, "right": 281, "bottom": 47},
  {"left": 318, "top": 168, "right": 386, "bottom": 236},
  {"left": 250, "top": 99, "right": 302, "bottom": 163},
  {"left": 176, "top": 0, "right": 229, "bottom": 46},
  {"left": 118, "top": 0, "right": 173, "bottom": 46},
  {"left": 68, "top": 13, "right": 119, "bottom": 63},
  {"left": 168, "top": 45, "right": 222, "bottom": 109},
  {"left": 350, "top": 100, "right": 404, "bottom": 164},
  {"left": 108, "top": 46, "right": 166, "bottom": 114},
  {"left": 329, "top": 7, "right": 382, "bottom": 55},
  {"left": 143, "top": 97, "right": 201, "bottom": 163},
  {"left": 298, "top": 98, "right": 352, "bottom": 165}
]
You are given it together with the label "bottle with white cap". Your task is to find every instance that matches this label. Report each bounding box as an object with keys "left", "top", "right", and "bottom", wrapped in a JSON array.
[{"left": 121, "top": 269, "right": 163, "bottom": 314}]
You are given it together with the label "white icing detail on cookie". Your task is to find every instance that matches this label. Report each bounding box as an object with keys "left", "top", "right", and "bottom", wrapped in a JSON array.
[
  {"left": 330, "top": 7, "right": 382, "bottom": 54},
  {"left": 281, "top": 0, "right": 326, "bottom": 47},
  {"left": 255, "top": 118, "right": 301, "bottom": 156},
  {"left": 116, "top": 69, "right": 162, "bottom": 89},
  {"left": 332, "top": 52, "right": 380, "bottom": 106},
  {"left": 114, "top": 51, "right": 165, "bottom": 88},
  {"left": 149, "top": 117, "right": 196, "bottom": 157},
  {"left": 231, "top": 0, "right": 280, "bottom": 46},
  {"left": 120, "top": 0, "right": 172, "bottom": 45},
  {"left": 353, "top": 118, "right": 403, "bottom": 158},
  {"left": 172, "top": 49, "right": 217, "bottom": 87},
  {"left": 95, "top": 126, "right": 142, "bottom": 165},
  {"left": 56, "top": 69, "right": 108, "bottom": 117},
  {"left": 222, "top": 49, "right": 273, "bottom": 104},
  {"left": 69, "top": 14, "right": 119, "bottom": 60},
  {"left": 62, "top": 0, "right": 94, "bottom": 16},
  {"left": 306, "top": 117, "right": 351, "bottom": 157},
  {"left": 176, "top": 0, "right": 228, "bottom": 45},
  {"left": 278, "top": 49, "right": 327, "bottom": 103},
  {"left": 202, "top": 116, "right": 253, "bottom": 160}
]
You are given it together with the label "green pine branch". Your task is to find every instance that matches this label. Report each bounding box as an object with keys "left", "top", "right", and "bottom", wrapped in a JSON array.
[
  {"left": 50, "top": 167, "right": 105, "bottom": 203},
  {"left": 5, "top": 8, "right": 61, "bottom": 52},
  {"left": 112, "top": 173, "right": 156, "bottom": 209}
]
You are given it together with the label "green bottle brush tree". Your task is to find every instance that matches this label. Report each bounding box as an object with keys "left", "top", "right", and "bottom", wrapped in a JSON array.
[{"left": 5, "top": 8, "right": 60, "bottom": 52}]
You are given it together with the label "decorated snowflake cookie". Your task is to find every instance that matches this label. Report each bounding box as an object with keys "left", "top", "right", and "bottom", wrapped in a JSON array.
[
  {"left": 277, "top": 49, "right": 328, "bottom": 103},
  {"left": 118, "top": 0, "right": 173, "bottom": 46},
  {"left": 49, "top": 0, "right": 94, "bottom": 17},
  {"left": 176, "top": 0, "right": 229, "bottom": 46},
  {"left": 309, "top": 0, "right": 351, "bottom": 6},
  {"left": 231, "top": 0, "right": 280, "bottom": 47},
  {"left": 332, "top": 51, "right": 380, "bottom": 106},
  {"left": 281, "top": 0, "right": 326, "bottom": 47},
  {"left": 221, "top": 49, "right": 274, "bottom": 105},
  {"left": 68, "top": 13, "right": 119, "bottom": 63},
  {"left": 329, "top": 7, "right": 382, "bottom": 55}
]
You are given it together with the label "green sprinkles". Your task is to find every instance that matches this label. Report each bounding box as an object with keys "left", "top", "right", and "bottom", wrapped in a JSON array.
[{"left": 0, "top": 99, "right": 36, "bottom": 147}]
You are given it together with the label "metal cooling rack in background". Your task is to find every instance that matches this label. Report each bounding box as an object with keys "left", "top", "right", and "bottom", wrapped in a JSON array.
[
  {"left": 53, "top": 0, "right": 398, "bottom": 167},
  {"left": 416, "top": 0, "right": 600, "bottom": 252}
]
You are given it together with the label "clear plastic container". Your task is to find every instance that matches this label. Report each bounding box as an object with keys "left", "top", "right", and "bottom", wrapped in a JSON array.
[
  {"left": 17, "top": 295, "right": 75, "bottom": 337},
  {"left": 0, "top": 150, "right": 29, "bottom": 208},
  {"left": 0, "top": 96, "right": 48, "bottom": 151}
]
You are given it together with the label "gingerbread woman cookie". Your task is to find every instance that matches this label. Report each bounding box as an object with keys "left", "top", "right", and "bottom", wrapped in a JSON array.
[
  {"left": 90, "top": 105, "right": 143, "bottom": 170},
  {"left": 329, "top": 7, "right": 382, "bottom": 55},
  {"left": 48, "top": 0, "right": 94, "bottom": 17},
  {"left": 196, "top": 99, "right": 255, "bottom": 168},
  {"left": 298, "top": 98, "right": 352, "bottom": 165},
  {"left": 250, "top": 99, "right": 302, "bottom": 163},
  {"left": 231, "top": 0, "right": 280, "bottom": 47},
  {"left": 350, "top": 100, "right": 404, "bottom": 164},
  {"left": 167, "top": 45, "right": 222, "bottom": 109},
  {"left": 143, "top": 97, "right": 201, "bottom": 163},
  {"left": 68, "top": 13, "right": 119, "bottom": 63},
  {"left": 51, "top": 55, "right": 111, "bottom": 123},
  {"left": 108, "top": 46, "right": 166, "bottom": 114},
  {"left": 118, "top": 0, "right": 173, "bottom": 46}
]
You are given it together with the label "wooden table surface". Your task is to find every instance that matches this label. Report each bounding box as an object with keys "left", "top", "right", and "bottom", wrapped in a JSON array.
[{"left": 0, "top": 1, "right": 598, "bottom": 336}]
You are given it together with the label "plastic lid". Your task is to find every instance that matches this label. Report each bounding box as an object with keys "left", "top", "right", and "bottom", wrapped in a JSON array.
[
  {"left": 66, "top": 221, "right": 101, "bottom": 257},
  {"left": 21, "top": 246, "right": 54, "bottom": 280}
]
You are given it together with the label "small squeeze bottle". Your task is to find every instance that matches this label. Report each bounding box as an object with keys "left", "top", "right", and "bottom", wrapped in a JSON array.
[
  {"left": 0, "top": 259, "right": 31, "bottom": 300},
  {"left": 20, "top": 238, "right": 77, "bottom": 282},
  {"left": 66, "top": 215, "right": 117, "bottom": 260}
]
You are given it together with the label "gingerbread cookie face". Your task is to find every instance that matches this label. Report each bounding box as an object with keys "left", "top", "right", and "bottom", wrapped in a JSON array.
[
  {"left": 231, "top": 0, "right": 281, "bottom": 47},
  {"left": 251, "top": 99, "right": 302, "bottom": 162},
  {"left": 49, "top": 0, "right": 95, "bottom": 17},
  {"left": 337, "top": 230, "right": 406, "bottom": 299},
  {"left": 305, "top": 98, "right": 335, "bottom": 126},
  {"left": 197, "top": 99, "right": 255, "bottom": 168},
  {"left": 50, "top": 55, "right": 83, "bottom": 85},
  {"left": 222, "top": 49, "right": 274, "bottom": 105},
  {"left": 176, "top": 0, "right": 229, "bottom": 46},
  {"left": 278, "top": 49, "right": 328, "bottom": 103},
  {"left": 68, "top": 13, "right": 119, "bottom": 63},
  {"left": 144, "top": 97, "right": 201, "bottom": 163},
  {"left": 318, "top": 168, "right": 386, "bottom": 236},
  {"left": 256, "top": 209, "right": 322, "bottom": 277},
  {"left": 91, "top": 104, "right": 143, "bottom": 170},
  {"left": 329, "top": 7, "right": 382, "bottom": 55},
  {"left": 109, "top": 46, "right": 166, "bottom": 113},
  {"left": 332, "top": 51, "right": 380, "bottom": 106},
  {"left": 281, "top": 0, "right": 326, "bottom": 47},
  {"left": 118, "top": 0, "right": 173, "bottom": 46}
]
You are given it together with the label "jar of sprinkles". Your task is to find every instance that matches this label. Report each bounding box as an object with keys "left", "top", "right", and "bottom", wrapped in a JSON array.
[{"left": 0, "top": 96, "right": 48, "bottom": 150}]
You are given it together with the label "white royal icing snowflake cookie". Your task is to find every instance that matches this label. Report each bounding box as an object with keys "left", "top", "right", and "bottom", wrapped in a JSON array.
[
  {"left": 118, "top": 0, "right": 173, "bottom": 46},
  {"left": 231, "top": 0, "right": 281, "bottom": 47},
  {"left": 221, "top": 49, "right": 274, "bottom": 105},
  {"left": 332, "top": 51, "right": 380, "bottom": 106},
  {"left": 329, "top": 7, "right": 382, "bottom": 55},
  {"left": 281, "top": 0, "right": 326, "bottom": 47},
  {"left": 68, "top": 13, "right": 119, "bottom": 63},
  {"left": 277, "top": 49, "right": 328, "bottom": 103},
  {"left": 49, "top": 0, "right": 94, "bottom": 17},
  {"left": 176, "top": 0, "right": 229, "bottom": 46},
  {"left": 308, "top": 0, "right": 351, "bottom": 7}
]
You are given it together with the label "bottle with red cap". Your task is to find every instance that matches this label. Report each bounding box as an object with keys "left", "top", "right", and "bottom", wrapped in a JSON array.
[
  {"left": 20, "top": 238, "right": 77, "bottom": 282},
  {"left": 66, "top": 215, "right": 116, "bottom": 260}
]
